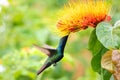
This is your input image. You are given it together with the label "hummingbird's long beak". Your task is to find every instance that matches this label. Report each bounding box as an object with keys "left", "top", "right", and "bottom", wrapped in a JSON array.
[{"left": 37, "top": 62, "right": 51, "bottom": 75}]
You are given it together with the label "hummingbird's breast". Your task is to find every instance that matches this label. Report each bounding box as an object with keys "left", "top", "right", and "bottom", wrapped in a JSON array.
[{"left": 51, "top": 54, "right": 64, "bottom": 63}]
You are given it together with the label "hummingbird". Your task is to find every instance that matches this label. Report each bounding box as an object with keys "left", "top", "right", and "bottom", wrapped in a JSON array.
[{"left": 34, "top": 35, "right": 69, "bottom": 75}]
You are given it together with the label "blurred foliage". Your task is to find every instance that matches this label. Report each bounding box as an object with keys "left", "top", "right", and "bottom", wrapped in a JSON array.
[{"left": 0, "top": 0, "right": 120, "bottom": 80}]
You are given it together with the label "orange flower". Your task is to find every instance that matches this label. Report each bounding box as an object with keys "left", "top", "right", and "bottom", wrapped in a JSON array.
[{"left": 56, "top": 0, "right": 111, "bottom": 36}]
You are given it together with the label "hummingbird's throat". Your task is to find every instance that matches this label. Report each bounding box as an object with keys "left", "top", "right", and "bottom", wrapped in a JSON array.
[{"left": 57, "top": 35, "right": 69, "bottom": 54}]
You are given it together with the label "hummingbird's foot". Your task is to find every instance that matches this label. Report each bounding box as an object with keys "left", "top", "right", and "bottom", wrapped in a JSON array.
[{"left": 53, "top": 62, "right": 57, "bottom": 66}]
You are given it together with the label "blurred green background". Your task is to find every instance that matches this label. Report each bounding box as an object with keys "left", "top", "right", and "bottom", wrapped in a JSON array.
[{"left": 0, "top": 0, "right": 120, "bottom": 80}]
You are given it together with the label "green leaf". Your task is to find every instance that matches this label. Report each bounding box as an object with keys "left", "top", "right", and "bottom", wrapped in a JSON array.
[
  {"left": 91, "top": 47, "right": 108, "bottom": 73},
  {"left": 88, "top": 29, "right": 105, "bottom": 55},
  {"left": 89, "top": 29, "right": 108, "bottom": 72},
  {"left": 102, "top": 69, "right": 112, "bottom": 80},
  {"left": 96, "top": 21, "right": 120, "bottom": 49},
  {"left": 88, "top": 29, "right": 111, "bottom": 80}
]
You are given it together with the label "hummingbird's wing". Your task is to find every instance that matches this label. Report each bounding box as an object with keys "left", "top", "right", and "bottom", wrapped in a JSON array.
[
  {"left": 33, "top": 44, "right": 57, "bottom": 57},
  {"left": 43, "top": 44, "right": 55, "bottom": 49}
]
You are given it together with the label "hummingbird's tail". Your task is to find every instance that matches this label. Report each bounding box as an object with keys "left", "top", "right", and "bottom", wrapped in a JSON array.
[{"left": 37, "top": 62, "right": 51, "bottom": 75}]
